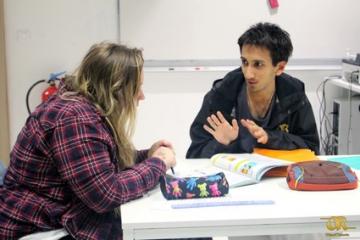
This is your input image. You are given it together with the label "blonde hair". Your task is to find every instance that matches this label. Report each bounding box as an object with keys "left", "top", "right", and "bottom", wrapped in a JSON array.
[{"left": 63, "top": 42, "right": 143, "bottom": 169}]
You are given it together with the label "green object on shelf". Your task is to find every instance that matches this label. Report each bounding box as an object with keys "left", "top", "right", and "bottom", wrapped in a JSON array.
[{"left": 327, "top": 156, "right": 360, "bottom": 170}]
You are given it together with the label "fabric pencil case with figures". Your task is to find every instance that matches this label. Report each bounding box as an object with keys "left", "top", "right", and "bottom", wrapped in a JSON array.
[{"left": 159, "top": 172, "right": 229, "bottom": 200}]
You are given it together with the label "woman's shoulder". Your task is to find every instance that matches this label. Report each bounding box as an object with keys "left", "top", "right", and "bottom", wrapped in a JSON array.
[{"left": 33, "top": 95, "right": 103, "bottom": 127}]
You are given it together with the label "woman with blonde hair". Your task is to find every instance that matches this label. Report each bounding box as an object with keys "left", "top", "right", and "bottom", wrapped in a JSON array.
[{"left": 0, "top": 42, "right": 176, "bottom": 240}]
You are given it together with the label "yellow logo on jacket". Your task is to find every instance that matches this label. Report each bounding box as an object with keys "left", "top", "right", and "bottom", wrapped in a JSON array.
[{"left": 278, "top": 123, "right": 289, "bottom": 133}]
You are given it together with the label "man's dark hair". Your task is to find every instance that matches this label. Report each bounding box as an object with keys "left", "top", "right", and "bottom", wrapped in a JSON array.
[{"left": 237, "top": 22, "right": 293, "bottom": 66}]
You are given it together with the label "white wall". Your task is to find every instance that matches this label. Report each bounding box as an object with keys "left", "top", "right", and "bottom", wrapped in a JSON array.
[
  {"left": 4, "top": 0, "right": 118, "bottom": 145},
  {"left": 120, "top": 0, "right": 360, "bottom": 60},
  {"left": 5, "top": 1, "right": 346, "bottom": 158}
]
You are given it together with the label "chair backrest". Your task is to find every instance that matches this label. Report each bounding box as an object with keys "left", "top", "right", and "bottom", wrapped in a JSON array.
[
  {"left": 0, "top": 160, "right": 6, "bottom": 185},
  {"left": 19, "top": 229, "right": 68, "bottom": 240}
]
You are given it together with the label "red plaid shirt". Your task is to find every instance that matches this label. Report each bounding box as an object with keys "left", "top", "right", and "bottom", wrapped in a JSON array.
[{"left": 0, "top": 94, "right": 166, "bottom": 240}]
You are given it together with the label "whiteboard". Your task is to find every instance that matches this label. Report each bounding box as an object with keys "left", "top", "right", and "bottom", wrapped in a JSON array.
[{"left": 119, "top": 0, "right": 360, "bottom": 62}]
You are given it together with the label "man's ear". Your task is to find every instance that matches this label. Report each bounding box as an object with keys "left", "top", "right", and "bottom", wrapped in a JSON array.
[{"left": 275, "top": 61, "right": 287, "bottom": 76}]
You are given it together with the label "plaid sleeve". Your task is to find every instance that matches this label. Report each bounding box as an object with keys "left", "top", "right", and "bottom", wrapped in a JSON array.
[
  {"left": 51, "top": 116, "right": 166, "bottom": 213},
  {"left": 135, "top": 150, "right": 149, "bottom": 163}
]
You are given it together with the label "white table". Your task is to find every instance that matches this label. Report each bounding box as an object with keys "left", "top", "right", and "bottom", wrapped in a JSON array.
[{"left": 121, "top": 158, "right": 360, "bottom": 240}]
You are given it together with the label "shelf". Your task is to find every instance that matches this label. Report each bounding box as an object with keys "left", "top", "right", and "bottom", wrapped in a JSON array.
[
  {"left": 144, "top": 58, "right": 342, "bottom": 72},
  {"left": 329, "top": 77, "right": 360, "bottom": 94}
]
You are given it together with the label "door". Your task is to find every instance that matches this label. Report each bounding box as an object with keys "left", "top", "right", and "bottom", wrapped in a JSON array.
[{"left": 0, "top": 0, "right": 10, "bottom": 166}]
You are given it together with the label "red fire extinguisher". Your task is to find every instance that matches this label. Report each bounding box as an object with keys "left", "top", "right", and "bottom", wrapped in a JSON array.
[
  {"left": 41, "top": 79, "right": 58, "bottom": 102},
  {"left": 26, "top": 71, "right": 65, "bottom": 114}
]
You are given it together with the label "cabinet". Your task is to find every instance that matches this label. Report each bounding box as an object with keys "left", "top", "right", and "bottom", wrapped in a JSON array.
[
  {"left": 330, "top": 77, "right": 360, "bottom": 94},
  {"left": 329, "top": 77, "right": 360, "bottom": 154}
]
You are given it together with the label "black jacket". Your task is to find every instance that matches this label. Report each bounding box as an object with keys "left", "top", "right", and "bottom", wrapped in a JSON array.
[{"left": 186, "top": 68, "right": 320, "bottom": 158}]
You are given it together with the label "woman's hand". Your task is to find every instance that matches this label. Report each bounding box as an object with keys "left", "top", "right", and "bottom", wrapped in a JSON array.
[
  {"left": 151, "top": 146, "right": 176, "bottom": 170},
  {"left": 148, "top": 139, "right": 174, "bottom": 158}
]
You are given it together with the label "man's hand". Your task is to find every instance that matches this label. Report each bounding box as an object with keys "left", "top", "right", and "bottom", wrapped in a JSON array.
[
  {"left": 240, "top": 119, "right": 268, "bottom": 144},
  {"left": 203, "top": 111, "right": 239, "bottom": 145}
]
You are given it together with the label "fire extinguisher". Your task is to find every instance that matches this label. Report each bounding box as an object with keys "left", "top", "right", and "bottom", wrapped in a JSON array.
[
  {"left": 41, "top": 80, "right": 58, "bottom": 102},
  {"left": 26, "top": 71, "right": 66, "bottom": 114}
]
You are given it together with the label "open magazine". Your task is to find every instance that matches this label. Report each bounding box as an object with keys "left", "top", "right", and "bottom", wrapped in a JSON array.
[{"left": 209, "top": 153, "right": 292, "bottom": 188}]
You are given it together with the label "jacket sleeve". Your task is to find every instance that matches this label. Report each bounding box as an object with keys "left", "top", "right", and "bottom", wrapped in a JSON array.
[
  {"left": 186, "top": 91, "right": 242, "bottom": 158},
  {"left": 186, "top": 68, "right": 245, "bottom": 158},
  {"left": 259, "top": 97, "right": 320, "bottom": 154},
  {"left": 51, "top": 116, "right": 166, "bottom": 213}
]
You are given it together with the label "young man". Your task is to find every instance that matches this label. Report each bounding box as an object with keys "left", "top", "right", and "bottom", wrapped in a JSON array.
[{"left": 186, "top": 22, "right": 319, "bottom": 158}]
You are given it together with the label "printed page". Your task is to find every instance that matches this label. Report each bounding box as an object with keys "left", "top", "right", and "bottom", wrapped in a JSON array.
[
  {"left": 193, "top": 164, "right": 256, "bottom": 188},
  {"left": 221, "top": 170, "right": 256, "bottom": 188},
  {"left": 211, "top": 153, "right": 291, "bottom": 182}
]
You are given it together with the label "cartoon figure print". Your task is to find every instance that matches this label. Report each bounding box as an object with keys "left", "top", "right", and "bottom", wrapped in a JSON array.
[
  {"left": 197, "top": 183, "right": 209, "bottom": 197},
  {"left": 170, "top": 180, "right": 182, "bottom": 198},
  {"left": 186, "top": 177, "right": 198, "bottom": 191},
  {"left": 241, "top": 162, "right": 256, "bottom": 175},
  {"left": 209, "top": 183, "right": 222, "bottom": 197}
]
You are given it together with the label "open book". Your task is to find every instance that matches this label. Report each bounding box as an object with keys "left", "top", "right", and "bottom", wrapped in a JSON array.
[{"left": 210, "top": 153, "right": 292, "bottom": 188}]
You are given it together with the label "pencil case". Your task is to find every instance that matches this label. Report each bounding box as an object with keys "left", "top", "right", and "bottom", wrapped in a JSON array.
[
  {"left": 159, "top": 172, "right": 229, "bottom": 200},
  {"left": 286, "top": 160, "right": 358, "bottom": 191}
]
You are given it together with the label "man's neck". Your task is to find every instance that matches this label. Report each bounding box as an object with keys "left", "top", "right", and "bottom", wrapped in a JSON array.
[
  {"left": 247, "top": 83, "right": 276, "bottom": 118},
  {"left": 247, "top": 83, "right": 275, "bottom": 103}
]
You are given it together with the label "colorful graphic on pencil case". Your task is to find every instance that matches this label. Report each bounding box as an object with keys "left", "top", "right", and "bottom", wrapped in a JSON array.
[{"left": 160, "top": 172, "right": 229, "bottom": 200}]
